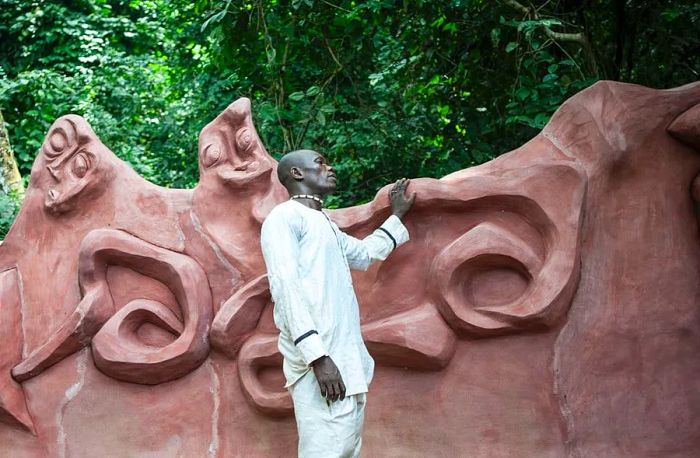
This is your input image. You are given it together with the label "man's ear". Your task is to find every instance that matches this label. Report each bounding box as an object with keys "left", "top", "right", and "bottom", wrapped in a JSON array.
[{"left": 290, "top": 166, "right": 304, "bottom": 181}]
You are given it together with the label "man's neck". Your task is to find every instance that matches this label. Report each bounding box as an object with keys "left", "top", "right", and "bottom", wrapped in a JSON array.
[{"left": 290, "top": 194, "right": 324, "bottom": 211}]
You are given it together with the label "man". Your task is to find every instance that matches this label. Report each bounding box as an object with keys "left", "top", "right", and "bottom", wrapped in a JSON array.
[{"left": 260, "top": 149, "right": 415, "bottom": 457}]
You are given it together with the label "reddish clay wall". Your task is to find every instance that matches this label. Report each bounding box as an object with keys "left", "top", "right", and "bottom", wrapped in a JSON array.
[{"left": 1, "top": 81, "right": 699, "bottom": 457}]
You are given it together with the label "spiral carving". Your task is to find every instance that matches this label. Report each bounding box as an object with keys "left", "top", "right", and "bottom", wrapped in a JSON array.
[
  {"left": 13, "top": 229, "right": 212, "bottom": 385},
  {"left": 431, "top": 198, "right": 581, "bottom": 335}
]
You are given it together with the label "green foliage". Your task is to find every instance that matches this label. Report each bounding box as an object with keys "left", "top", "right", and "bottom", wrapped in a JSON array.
[
  {"left": 0, "top": 0, "right": 698, "bottom": 211},
  {"left": 0, "top": 188, "right": 21, "bottom": 238},
  {"left": 0, "top": 0, "right": 227, "bottom": 188}
]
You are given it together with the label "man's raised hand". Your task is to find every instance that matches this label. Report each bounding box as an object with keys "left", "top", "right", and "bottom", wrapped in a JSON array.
[
  {"left": 389, "top": 178, "right": 416, "bottom": 219},
  {"left": 311, "top": 355, "right": 346, "bottom": 403}
]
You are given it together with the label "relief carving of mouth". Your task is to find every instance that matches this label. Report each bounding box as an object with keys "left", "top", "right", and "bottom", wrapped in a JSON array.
[{"left": 216, "top": 160, "right": 272, "bottom": 186}]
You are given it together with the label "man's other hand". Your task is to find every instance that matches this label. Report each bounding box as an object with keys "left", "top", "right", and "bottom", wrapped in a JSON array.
[
  {"left": 311, "top": 355, "right": 346, "bottom": 402},
  {"left": 389, "top": 178, "right": 416, "bottom": 219}
]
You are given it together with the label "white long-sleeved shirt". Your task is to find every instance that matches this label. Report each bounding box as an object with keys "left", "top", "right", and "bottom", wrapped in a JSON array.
[{"left": 260, "top": 200, "right": 409, "bottom": 396}]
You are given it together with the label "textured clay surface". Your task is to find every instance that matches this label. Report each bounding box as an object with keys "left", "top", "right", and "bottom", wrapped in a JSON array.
[{"left": 0, "top": 81, "right": 699, "bottom": 457}]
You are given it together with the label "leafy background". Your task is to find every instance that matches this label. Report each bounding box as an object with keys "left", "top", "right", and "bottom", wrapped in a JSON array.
[{"left": 1, "top": 0, "right": 698, "bottom": 237}]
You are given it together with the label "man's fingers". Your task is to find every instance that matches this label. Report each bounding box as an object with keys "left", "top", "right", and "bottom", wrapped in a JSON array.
[{"left": 339, "top": 380, "right": 346, "bottom": 401}]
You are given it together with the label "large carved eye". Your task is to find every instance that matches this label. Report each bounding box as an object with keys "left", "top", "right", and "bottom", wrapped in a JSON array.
[
  {"left": 236, "top": 128, "right": 253, "bottom": 152},
  {"left": 43, "top": 119, "right": 78, "bottom": 161},
  {"left": 202, "top": 144, "right": 222, "bottom": 168},
  {"left": 71, "top": 152, "right": 90, "bottom": 178},
  {"left": 49, "top": 130, "right": 68, "bottom": 154}
]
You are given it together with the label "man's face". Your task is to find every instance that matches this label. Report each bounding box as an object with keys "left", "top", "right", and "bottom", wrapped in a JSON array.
[{"left": 296, "top": 151, "right": 337, "bottom": 195}]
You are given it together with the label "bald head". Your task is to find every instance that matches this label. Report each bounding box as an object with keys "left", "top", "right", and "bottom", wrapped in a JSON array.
[
  {"left": 277, "top": 150, "right": 316, "bottom": 187},
  {"left": 277, "top": 149, "right": 337, "bottom": 196}
]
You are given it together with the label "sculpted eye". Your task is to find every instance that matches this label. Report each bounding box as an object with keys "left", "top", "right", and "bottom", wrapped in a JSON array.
[
  {"left": 236, "top": 128, "right": 253, "bottom": 152},
  {"left": 71, "top": 152, "right": 90, "bottom": 178},
  {"left": 49, "top": 130, "right": 68, "bottom": 154},
  {"left": 202, "top": 144, "right": 222, "bottom": 168}
]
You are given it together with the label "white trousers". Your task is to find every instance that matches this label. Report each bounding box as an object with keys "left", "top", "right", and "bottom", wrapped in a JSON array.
[{"left": 289, "top": 371, "right": 367, "bottom": 458}]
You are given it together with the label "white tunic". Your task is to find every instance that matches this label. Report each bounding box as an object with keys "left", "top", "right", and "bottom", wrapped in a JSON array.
[{"left": 260, "top": 200, "right": 409, "bottom": 396}]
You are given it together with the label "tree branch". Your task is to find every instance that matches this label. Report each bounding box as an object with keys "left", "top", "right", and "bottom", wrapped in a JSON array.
[
  {"left": 503, "top": 0, "right": 529, "bottom": 16},
  {"left": 503, "top": 0, "right": 598, "bottom": 76},
  {"left": 256, "top": 0, "right": 293, "bottom": 151}
]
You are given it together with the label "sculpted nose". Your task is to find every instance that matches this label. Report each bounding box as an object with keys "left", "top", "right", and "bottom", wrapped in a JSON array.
[{"left": 46, "top": 165, "right": 60, "bottom": 181}]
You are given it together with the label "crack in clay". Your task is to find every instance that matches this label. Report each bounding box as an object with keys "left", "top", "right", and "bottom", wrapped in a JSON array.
[
  {"left": 207, "top": 361, "right": 221, "bottom": 458},
  {"left": 189, "top": 212, "right": 240, "bottom": 290},
  {"left": 16, "top": 268, "right": 28, "bottom": 358},
  {"left": 553, "top": 331, "right": 580, "bottom": 458},
  {"left": 56, "top": 349, "right": 88, "bottom": 458},
  {"left": 543, "top": 132, "right": 576, "bottom": 161}
]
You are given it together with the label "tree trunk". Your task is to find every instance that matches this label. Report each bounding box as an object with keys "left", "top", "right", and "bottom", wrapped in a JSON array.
[{"left": 0, "top": 108, "right": 24, "bottom": 197}]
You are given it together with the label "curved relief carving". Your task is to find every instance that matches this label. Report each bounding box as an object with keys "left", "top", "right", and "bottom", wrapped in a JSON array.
[
  {"left": 668, "top": 102, "right": 700, "bottom": 150},
  {"left": 227, "top": 160, "right": 585, "bottom": 415},
  {"left": 0, "top": 268, "right": 35, "bottom": 434},
  {"left": 237, "top": 333, "right": 292, "bottom": 417},
  {"left": 362, "top": 304, "right": 456, "bottom": 370},
  {"left": 417, "top": 164, "right": 584, "bottom": 336},
  {"left": 210, "top": 274, "right": 271, "bottom": 359},
  {"left": 431, "top": 202, "right": 579, "bottom": 335},
  {"left": 234, "top": 304, "right": 457, "bottom": 416},
  {"left": 13, "top": 229, "right": 212, "bottom": 385}
]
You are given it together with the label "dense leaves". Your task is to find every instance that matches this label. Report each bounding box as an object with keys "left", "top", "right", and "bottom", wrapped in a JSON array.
[
  {"left": 0, "top": 0, "right": 223, "bottom": 188},
  {"left": 0, "top": 0, "right": 698, "bottom": 236}
]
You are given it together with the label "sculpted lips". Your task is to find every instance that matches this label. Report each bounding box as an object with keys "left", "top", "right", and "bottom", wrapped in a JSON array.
[{"left": 217, "top": 161, "right": 273, "bottom": 186}]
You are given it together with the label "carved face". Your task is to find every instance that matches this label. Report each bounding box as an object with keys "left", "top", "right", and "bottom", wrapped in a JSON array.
[
  {"left": 198, "top": 97, "right": 276, "bottom": 190},
  {"left": 39, "top": 116, "right": 104, "bottom": 214}
]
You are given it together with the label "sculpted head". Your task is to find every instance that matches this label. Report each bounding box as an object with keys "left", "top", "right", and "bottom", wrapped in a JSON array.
[
  {"left": 34, "top": 115, "right": 115, "bottom": 215},
  {"left": 198, "top": 97, "right": 277, "bottom": 191},
  {"left": 277, "top": 149, "right": 337, "bottom": 197}
]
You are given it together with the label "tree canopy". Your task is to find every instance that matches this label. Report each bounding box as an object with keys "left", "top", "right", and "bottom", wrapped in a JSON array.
[{"left": 0, "top": 0, "right": 698, "bottom": 236}]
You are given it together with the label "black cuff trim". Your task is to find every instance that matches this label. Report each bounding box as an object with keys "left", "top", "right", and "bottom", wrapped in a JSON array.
[
  {"left": 378, "top": 227, "right": 397, "bottom": 250},
  {"left": 294, "top": 330, "right": 318, "bottom": 346}
]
